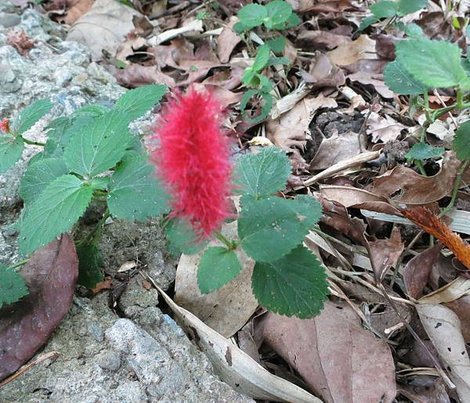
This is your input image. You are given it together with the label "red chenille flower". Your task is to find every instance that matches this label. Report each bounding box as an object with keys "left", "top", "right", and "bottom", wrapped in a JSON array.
[{"left": 151, "top": 86, "right": 232, "bottom": 238}]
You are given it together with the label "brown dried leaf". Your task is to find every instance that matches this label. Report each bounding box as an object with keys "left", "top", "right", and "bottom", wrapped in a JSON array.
[
  {"left": 327, "top": 35, "right": 377, "bottom": 67},
  {"left": 66, "top": 0, "right": 140, "bottom": 61},
  {"left": 6, "top": 30, "right": 35, "bottom": 56},
  {"left": 404, "top": 244, "right": 442, "bottom": 299},
  {"left": 398, "top": 376, "right": 451, "bottom": 403},
  {"left": 287, "top": 0, "right": 358, "bottom": 13},
  {"left": 445, "top": 296, "right": 470, "bottom": 342},
  {"left": 0, "top": 236, "right": 78, "bottom": 381},
  {"left": 217, "top": 17, "right": 241, "bottom": 63},
  {"left": 367, "top": 152, "right": 461, "bottom": 204},
  {"left": 257, "top": 301, "right": 397, "bottom": 403},
  {"left": 114, "top": 64, "right": 176, "bottom": 88},
  {"left": 366, "top": 111, "right": 407, "bottom": 143},
  {"left": 402, "top": 207, "right": 470, "bottom": 270},
  {"left": 297, "top": 30, "right": 350, "bottom": 50},
  {"left": 310, "top": 130, "right": 362, "bottom": 170},
  {"left": 367, "top": 227, "right": 404, "bottom": 282},
  {"left": 59, "top": 0, "right": 93, "bottom": 25},
  {"left": 300, "top": 54, "right": 345, "bottom": 88}
]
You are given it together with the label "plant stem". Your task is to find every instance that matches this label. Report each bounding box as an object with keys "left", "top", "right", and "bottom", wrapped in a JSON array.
[
  {"left": 22, "top": 137, "right": 46, "bottom": 147},
  {"left": 83, "top": 208, "right": 110, "bottom": 245},
  {"left": 215, "top": 231, "right": 237, "bottom": 250},
  {"left": 8, "top": 259, "right": 29, "bottom": 270},
  {"left": 415, "top": 159, "right": 427, "bottom": 176},
  {"left": 440, "top": 160, "right": 469, "bottom": 217}
]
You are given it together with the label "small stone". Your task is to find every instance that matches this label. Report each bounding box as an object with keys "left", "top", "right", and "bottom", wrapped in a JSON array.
[{"left": 97, "top": 350, "right": 121, "bottom": 371}]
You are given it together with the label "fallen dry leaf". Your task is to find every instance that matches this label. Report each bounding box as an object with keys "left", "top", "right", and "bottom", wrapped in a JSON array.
[
  {"left": 67, "top": 0, "right": 140, "bottom": 61},
  {"left": 217, "top": 17, "right": 241, "bottom": 63},
  {"left": 114, "top": 64, "right": 176, "bottom": 88},
  {"left": 59, "top": 0, "right": 94, "bottom": 25},
  {"left": 367, "top": 152, "right": 461, "bottom": 204},
  {"left": 403, "top": 244, "right": 442, "bottom": 299},
  {"left": 257, "top": 301, "right": 397, "bottom": 402},
  {"left": 366, "top": 111, "right": 407, "bottom": 143},
  {"left": 417, "top": 303, "right": 470, "bottom": 402},
  {"left": 0, "top": 236, "right": 78, "bottom": 381},
  {"left": 310, "top": 130, "right": 362, "bottom": 170},
  {"left": 367, "top": 226, "right": 404, "bottom": 282},
  {"left": 445, "top": 296, "right": 470, "bottom": 342},
  {"left": 297, "top": 30, "right": 351, "bottom": 50},
  {"left": 174, "top": 221, "right": 258, "bottom": 338},
  {"left": 327, "top": 35, "right": 377, "bottom": 67},
  {"left": 301, "top": 53, "right": 346, "bottom": 88}
]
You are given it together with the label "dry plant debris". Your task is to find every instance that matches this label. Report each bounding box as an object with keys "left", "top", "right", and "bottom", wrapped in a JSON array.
[{"left": 4, "top": 0, "right": 470, "bottom": 401}]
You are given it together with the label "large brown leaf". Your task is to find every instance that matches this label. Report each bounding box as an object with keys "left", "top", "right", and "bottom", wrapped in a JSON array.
[
  {"left": 0, "top": 236, "right": 78, "bottom": 381},
  {"left": 257, "top": 301, "right": 396, "bottom": 402}
]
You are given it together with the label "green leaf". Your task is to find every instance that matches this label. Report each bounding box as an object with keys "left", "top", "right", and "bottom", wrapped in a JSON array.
[
  {"left": 114, "top": 84, "right": 167, "bottom": 123},
  {"left": 76, "top": 242, "right": 104, "bottom": 288},
  {"left": 395, "top": 39, "right": 467, "bottom": 89},
  {"left": 358, "top": 15, "right": 379, "bottom": 31},
  {"left": 266, "top": 36, "right": 286, "bottom": 54},
  {"left": 234, "top": 147, "right": 291, "bottom": 199},
  {"left": 0, "top": 265, "right": 28, "bottom": 308},
  {"left": 0, "top": 135, "right": 24, "bottom": 173},
  {"left": 63, "top": 110, "right": 132, "bottom": 177},
  {"left": 384, "top": 60, "right": 428, "bottom": 95},
  {"left": 370, "top": 1, "right": 398, "bottom": 18},
  {"left": 264, "top": 0, "right": 292, "bottom": 30},
  {"left": 396, "top": 0, "right": 427, "bottom": 16},
  {"left": 19, "top": 158, "right": 69, "bottom": 205},
  {"left": 405, "top": 142, "right": 444, "bottom": 161},
  {"left": 12, "top": 99, "right": 53, "bottom": 134},
  {"left": 238, "top": 195, "right": 322, "bottom": 262},
  {"left": 238, "top": 3, "right": 266, "bottom": 29},
  {"left": 251, "top": 245, "right": 328, "bottom": 318},
  {"left": 165, "top": 218, "right": 208, "bottom": 256},
  {"left": 107, "top": 152, "right": 170, "bottom": 221},
  {"left": 252, "top": 44, "right": 271, "bottom": 72},
  {"left": 19, "top": 175, "right": 93, "bottom": 256},
  {"left": 454, "top": 120, "right": 470, "bottom": 161},
  {"left": 241, "top": 90, "right": 273, "bottom": 125},
  {"left": 198, "top": 247, "right": 242, "bottom": 293},
  {"left": 402, "top": 23, "right": 424, "bottom": 37},
  {"left": 283, "top": 13, "right": 301, "bottom": 29}
]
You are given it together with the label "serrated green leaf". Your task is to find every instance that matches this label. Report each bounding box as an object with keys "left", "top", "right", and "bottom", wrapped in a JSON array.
[
  {"left": 19, "top": 175, "right": 93, "bottom": 256},
  {"left": 405, "top": 143, "right": 444, "bottom": 161},
  {"left": 165, "top": 218, "right": 208, "bottom": 256},
  {"left": 395, "top": 39, "right": 467, "bottom": 89},
  {"left": 384, "top": 60, "right": 429, "bottom": 95},
  {"left": 251, "top": 245, "right": 328, "bottom": 318},
  {"left": 12, "top": 99, "right": 53, "bottom": 134},
  {"left": 396, "top": 0, "right": 427, "bottom": 16},
  {"left": 239, "top": 195, "right": 322, "bottom": 262},
  {"left": 19, "top": 158, "right": 69, "bottom": 205},
  {"left": 234, "top": 147, "right": 291, "bottom": 199},
  {"left": 114, "top": 84, "right": 167, "bottom": 123},
  {"left": 107, "top": 153, "right": 170, "bottom": 221},
  {"left": 63, "top": 110, "right": 132, "bottom": 178},
  {"left": 402, "top": 22, "right": 424, "bottom": 37},
  {"left": 370, "top": 1, "right": 398, "bottom": 18},
  {"left": 76, "top": 242, "right": 104, "bottom": 288},
  {"left": 198, "top": 247, "right": 241, "bottom": 293},
  {"left": 266, "top": 36, "right": 286, "bottom": 54},
  {"left": 0, "top": 264, "right": 29, "bottom": 308},
  {"left": 454, "top": 120, "right": 470, "bottom": 161},
  {"left": 0, "top": 135, "right": 24, "bottom": 173},
  {"left": 268, "top": 56, "right": 290, "bottom": 66},
  {"left": 238, "top": 3, "right": 266, "bottom": 29},
  {"left": 75, "top": 104, "right": 109, "bottom": 117},
  {"left": 358, "top": 15, "right": 380, "bottom": 31},
  {"left": 282, "top": 12, "right": 301, "bottom": 29},
  {"left": 252, "top": 45, "right": 271, "bottom": 72},
  {"left": 264, "top": 0, "right": 292, "bottom": 30}
]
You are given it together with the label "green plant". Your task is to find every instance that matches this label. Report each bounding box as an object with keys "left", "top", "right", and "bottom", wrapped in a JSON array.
[
  {"left": 166, "top": 147, "right": 329, "bottom": 318},
  {"left": 359, "top": 0, "right": 428, "bottom": 34},
  {"left": 384, "top": 37, "right": 470, "bottom": 210},
  {"left": 235, "top": 1, "right": 300, "bottom": 124},
  {"left": 0, "top": 85, "right": 169, "bottom": 307}
]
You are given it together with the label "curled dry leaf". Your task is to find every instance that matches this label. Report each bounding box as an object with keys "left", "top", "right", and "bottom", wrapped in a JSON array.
[
  {"left": 149, "top": 277, "right": 321, "bottom": 403},
  {"left": 0, "top": 236, "right": 78, "bottom": 381},
  {"left": 367, "top": 151, "right": 461, "bottom": 204},
  {"left": 257, "top": 301, "right": 397, "bottom": 403},
  {"left": 297, "top": 30, "right": 351, "bottom": 50},
  {"left": 403, "top": 244, "right": 442, "bottom": 299},
  {"left": 446, "top": 296, "right": 470, "bottom": 342},
  {"left": 174, "top": 221, "right": 258, "bottom": 338},
  {"left": 114, "top": 64, "right": 176, "bottom": 88},
  {"left": 365, "top": 111, "right": 407, "bottom": 143},
  {"left": 327, "top": 35, "right": 377, "bottom": 67},
  {"left": 402, "top": 207, "right": 470, "bottom": 269},
  {"left": 416, "top": 303, "right": 470, "bottom": 402},
  {"left": 300, "top": 54, "right": 346, "bottom": 89}
]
